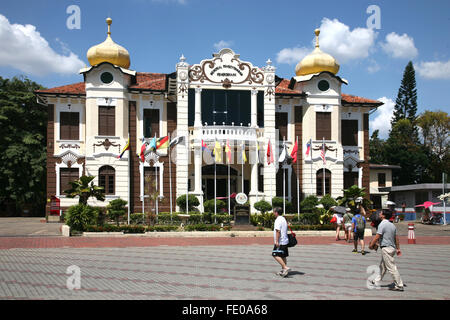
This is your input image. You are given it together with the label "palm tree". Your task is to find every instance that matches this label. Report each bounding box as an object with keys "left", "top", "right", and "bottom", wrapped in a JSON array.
[
  {"left": 64, "top": 175, "right": 105, "bottom": 205},
  {"left": 336, "top": 185, "right": 372, "bottom": 212}
]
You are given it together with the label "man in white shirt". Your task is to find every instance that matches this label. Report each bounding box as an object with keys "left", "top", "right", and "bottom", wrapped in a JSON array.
[{"left": 272, "top": 207, "right": 290, "bottom": 277}]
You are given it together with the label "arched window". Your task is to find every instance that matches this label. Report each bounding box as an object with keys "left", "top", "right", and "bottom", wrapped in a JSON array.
[
  {"left": 99, "top": 165, "right": 115, "bottom": 195},
  {"left": 316, "top": 169, "right": 331, "bottom": 196}
]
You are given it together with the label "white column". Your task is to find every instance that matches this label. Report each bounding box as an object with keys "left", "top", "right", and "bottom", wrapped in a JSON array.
[
  {"left": 251, "top": 89, "right": 258, "bottom": 128},
  {"left": 176, "top": 55, "right": 190, "bottom": 211},
  {"left": 194, "top": 87, "right": 202, "bottom": 128},
  {"left": 263, "top": 59, "right": 276, "bottom": 202}
]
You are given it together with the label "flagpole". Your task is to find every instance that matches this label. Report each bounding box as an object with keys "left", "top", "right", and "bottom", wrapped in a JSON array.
[
  {"left": 322, "top": 137, "right": 325, "bottom": 196},
  {"left": 186, "top": 141, "right": 189, "bottom": 213},
  {"left": 156, "top": 163, "right": 159, "bottom": 222},
  {"left": 228, "top": 140, "right": 231, "bottom": 217},
  {"left": 256, "top": 140, "right": 259, "bottom": 202},
  {"left": 310, "top": 138, "right": 313, "bottom": 192},
  {"left": 283, "top": 137, "right": 286, "bottom": 214},
  {"left": 168, "top": 133, "right": 173, "bottom": 221},
  {"left": 296, "top": 136, "right": 300, "bottom": 221},
  {"left": 128, "top": 139, "right": 130, "bottom": 225},
  {"left": 214, "top": 138, "right": 217, "bottom": 223},
  {"left": 241, "top": 141, "right": 244, "bottom": 194}
]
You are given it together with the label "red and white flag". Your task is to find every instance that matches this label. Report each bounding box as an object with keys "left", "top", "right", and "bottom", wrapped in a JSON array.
[
  {"left": 290, "top": 140, "right": 298, "bottom": 164},
  {"left": 320, "top": 143, "right": 326, "bottom": 164},
  {"left": 267, "top": 139, "right": 274, "bottom": 165}
]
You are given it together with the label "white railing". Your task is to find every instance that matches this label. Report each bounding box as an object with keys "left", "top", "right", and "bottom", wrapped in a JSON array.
[{"left": 189, "top": 125, "right": 264, "bottom": 142}]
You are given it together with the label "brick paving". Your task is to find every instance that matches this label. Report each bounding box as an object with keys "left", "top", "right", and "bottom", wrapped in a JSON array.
[{"left": 1, "top": 240, "right": 449, "bottom": 300}]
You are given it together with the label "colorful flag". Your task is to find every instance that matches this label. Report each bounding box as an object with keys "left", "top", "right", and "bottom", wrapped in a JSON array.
[
  {"left": 290, "top": 140, "right": 298, "bottom": 164},
  {"left": 140, "top": 142, "right": 147, "bottom": 162},
  {"left": 320, "top": 143, "right": 326, "bottom": 164},
  {"left": 149, "top": 136, "right": 157, "bottom": 151},
  {"left": 169, "top": 135, "right": 185, "bottom": 148},
  {"left": 267, "top": 139, "right": 274, "bottom": 165},
  {"left": 156, "top": 136, "right": 169, "bottom": 150},
  {"left": 305, "top": 139, "right": 311, "bottom": 157},
  {"left": 213, "top": 141, "right": 222, "bottom": 163},
  {"left": 117, "top": 138, "right": 130, "bottom": 159},
  {"left": 225, "top": 139, "right": 232, "bottom": 163},
  {"left": 241, "top": 142, "right": 247, "bottom": 163},
  {"left": 256, "top": 142, "right": 260, "bottom": 164},
  {"left": 279, "top": 143, "right": 287, "bottom": 163}
]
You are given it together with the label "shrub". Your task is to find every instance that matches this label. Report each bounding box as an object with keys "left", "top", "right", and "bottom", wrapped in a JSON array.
[
  {"left": 254, "top": 200, "right": 272, "bottom": 214},
  {"left": 176, "top": 195, "right": 200, "bottom": 212},
  {"left": 106, "top": 198, "right": 128, "bottom": 226},
  {"left": 300, "top": 195, "right": 319, "bottom": 212},
  {"left": 65, "top": 204, "right": 98, "bottom": 232},
  {"left": 319, "top": 194, "right": 338, "bottom": 210},
  {"left": 289, "top": 224, "right": 335, "bottom": 231},
  {"left": 272, "top": 197, "right": 294, "bottom": 213},
  {"left": 185, "top": 224, "right": 221, "bottom": 231},
  {"left": 250, "top": 212, "right": 275, "bottom": 228},
  {"left": 147, "top": 225, "right": 178, "bottom": 232},
  {"left": 296, "top": 212, "right": 320, "bottom": 225},
  {"left": 203, "top": 199, "right": 226, "bottom": 213},
  {"left": 130, "top": 213, "right": 145, "bottom": 225}
]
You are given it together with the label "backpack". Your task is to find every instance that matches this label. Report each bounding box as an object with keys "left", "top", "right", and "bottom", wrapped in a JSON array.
[{"left": 355, "top": 216, "right": 365, "bottom": 233}]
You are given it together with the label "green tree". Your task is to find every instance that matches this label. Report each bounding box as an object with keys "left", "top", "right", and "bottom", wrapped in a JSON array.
[
  {"left": 64, "top": 204, "right": 98, "bottom": 232},
  {"left": 63, "top": 175, "right": 105, "bottom": 205},
  {"left": 0, "top": 76, "right": 46, "bottom": 215},
  {"left": 337, "top": 185, "right": 371, "bottom": 212},
  {"left": 106, "top": 198, "right": 128, "bottom": 226},
  {"left": 300, "top": 195, "right": 319, "bottom": 212},
  {"left": 391, "top": 61, "right": 418, "bottom": 126},
  {"left": 417, "top": 110, "right": 450, "bottom": 182},
  {"left": 385, "top": 119, "right": 429, "bottom": 184},
  {"left": 319, "top": 194, "right": 337, "bottom": 210},
  {"left": 369, "top": 130, "right": 386, "bottom": 164}
]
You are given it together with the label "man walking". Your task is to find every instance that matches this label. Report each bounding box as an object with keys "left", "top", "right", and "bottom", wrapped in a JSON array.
[
  {"left": 369, "top": 209, "right": 404, "bottom": 291},
  {"left": 272, "top": 207, "right": 290, "bottom": 277}
]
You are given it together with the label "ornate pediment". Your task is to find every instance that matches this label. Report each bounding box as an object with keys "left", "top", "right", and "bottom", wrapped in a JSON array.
[
  {"left": 56, "top": 150, "right": 85, "bottom": 168},
  {"left": 188, "top": 48, "right": 264, "bottom": 88}
]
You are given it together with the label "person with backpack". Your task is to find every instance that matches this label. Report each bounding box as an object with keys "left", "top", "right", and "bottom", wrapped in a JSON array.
[
  {"left": 272, "top": 207, "right": 290, "bottom": 277},
  {"left": 343, "top": 208, "right": 354, "bottom": 243},
  {"left": 352, "top": 205, "right": 367, "bottom": 255}
]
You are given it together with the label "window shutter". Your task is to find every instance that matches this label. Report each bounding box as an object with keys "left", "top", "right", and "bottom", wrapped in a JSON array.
[
  {"left": 99, "top": 106, "right": 115, "bottom": 136},
  {"left": 144, "top": 109, "right": 160, "bottom": 138},
  {"left": 99, "top": 166, "right": 115, "bottom": 195},
  {"left": 70, "top": 112, "right": 80, "bottom": 140},
  {"left": 60, "top": 168, "right": 79, "bottom": 195},
  {"left": 316, "top": 112, "right": 331, "bottom": 140},
  {"left": 60, "top": 112, "right": 70, "bottom": 140}
]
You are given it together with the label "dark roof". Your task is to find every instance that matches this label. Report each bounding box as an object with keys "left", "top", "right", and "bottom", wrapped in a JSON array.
[{"left": 369, "top": 163, "right": 402, "bottom": 170}]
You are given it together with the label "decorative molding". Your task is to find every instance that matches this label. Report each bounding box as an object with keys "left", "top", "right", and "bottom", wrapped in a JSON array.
[
  {"left": 188, "top": 48, "right": 264, "bottom": 88},
  {"left": 60, "top": 143, "right": 80, "bottom": 150},
  {"left": 93, "top": 138, "right": 121, "bottom": 153}
]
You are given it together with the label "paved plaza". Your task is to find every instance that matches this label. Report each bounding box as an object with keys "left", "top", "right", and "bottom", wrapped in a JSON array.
[{"left": 1, "top": 241, "right": 449, "bottom": 300}]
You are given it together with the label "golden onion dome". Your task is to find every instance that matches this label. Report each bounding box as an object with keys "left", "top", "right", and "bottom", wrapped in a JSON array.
[
  {"left": 295, "top": 29, "right": 339, "bottom": 76},
  {"left": 87, "top": 18, "right": 130, "bottom": 69}
]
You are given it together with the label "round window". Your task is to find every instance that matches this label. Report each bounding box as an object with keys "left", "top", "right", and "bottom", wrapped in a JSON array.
[
  {"left": 100, "top": 72, "right": 114, "bottom": 84},
  {"left": 318, "top": 80, "right": 330, "bottom": 91}
]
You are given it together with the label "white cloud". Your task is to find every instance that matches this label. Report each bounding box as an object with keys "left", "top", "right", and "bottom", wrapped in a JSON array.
[
  {"left": 381, "top": 32, "right": 418, "bottom": 59},
  {"left": 0, "top": 14, "right": 84, "bottom": 76},
  {"left": 276, "top": 47, "right": 310, "bottom": 65},
  {"left": 213, "top": 40, "right": 233, "bottom": 51},
  {"left": 415, "top": 60, "right": 450, "bottom": 79},
  {"left": 367, "top": 59, "right": 380, "bottom": 73},
  {"left": 318, "top": 18, "right": 377, "bottom": 64},
  {"left": 369, "top": 97, "right": 395, "bottom": 139}
]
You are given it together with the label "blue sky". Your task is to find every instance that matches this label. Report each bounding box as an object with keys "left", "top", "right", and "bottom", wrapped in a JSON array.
[{"left": 0, "top": 0, "right": 449, "bottom": 138}]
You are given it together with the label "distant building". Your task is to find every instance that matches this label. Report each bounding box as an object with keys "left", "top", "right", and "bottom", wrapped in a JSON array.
[{"left": 369, "top": 163, "right": 401, "bottom": 209}]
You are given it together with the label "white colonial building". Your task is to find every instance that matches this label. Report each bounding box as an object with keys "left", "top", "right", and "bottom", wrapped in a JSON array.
[{"left": 36, "top": 19, "right": 382, "bottom": 215}]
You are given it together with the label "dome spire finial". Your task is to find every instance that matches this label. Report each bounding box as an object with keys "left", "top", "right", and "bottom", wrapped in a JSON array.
[
  {"left": 106, "top": 17, "right": 112, "bottom": 36},
  {"left": 314, "top": 29, "right": 320, "bottom": 48}
]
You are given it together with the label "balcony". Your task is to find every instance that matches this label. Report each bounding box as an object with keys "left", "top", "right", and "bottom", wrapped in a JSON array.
[{"left": 189, "top": 124, "right": 264, "bottom": 143}]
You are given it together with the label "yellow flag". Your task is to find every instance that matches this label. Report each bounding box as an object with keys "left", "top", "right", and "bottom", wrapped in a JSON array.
[
  {"left": 242, "top": 143, "right": 247, "bottom": 163},
  {"left": 213, "top": 141, "right": 222, "bottom": 163}
]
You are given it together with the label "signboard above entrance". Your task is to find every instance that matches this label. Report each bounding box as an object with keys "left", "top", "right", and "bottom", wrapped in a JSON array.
[{"left": 188, "top": 48, "right": 264, "bottom": 88}]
